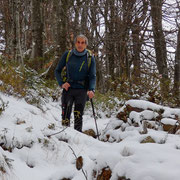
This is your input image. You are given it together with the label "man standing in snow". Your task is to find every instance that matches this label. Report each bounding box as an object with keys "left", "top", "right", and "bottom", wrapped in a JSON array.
[{"left": 55, "top": 34, "right": 96, "bottom": 132}]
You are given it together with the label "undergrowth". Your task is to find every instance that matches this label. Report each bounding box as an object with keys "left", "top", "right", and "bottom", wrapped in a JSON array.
[
  {"left": 86, "top": 91, "right": 125, "bottom": 118},
  {"left": 0, "top": 57, "right": 179, "bottom": 113},
  {"left": 0, "top": 58, "right": 59, "bottom": 108}
]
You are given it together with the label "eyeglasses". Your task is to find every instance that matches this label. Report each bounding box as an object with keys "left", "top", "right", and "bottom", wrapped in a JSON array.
[{"left": 77, "top": 41, "right": 86, "bottom": 45}]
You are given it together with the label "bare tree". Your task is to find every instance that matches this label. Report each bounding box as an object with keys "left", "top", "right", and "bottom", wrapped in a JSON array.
[
  {"left": 174, "top": 22, "right": 180, "bottom": 104},
  {"left": 15, "top": 0, "right": 24, "bottom": 64},
  {"left": 131, "top": 0, "right": 149, "bottom": 82},
  {"left": 0, "top": 0, "right": 15, "bottom": 59},
  {"left": 46, "top": 0, "right": 69, "bottom": 79},
  {"left": 150, "top": 0, "right": 169, "bottom": 94},
  {"left": 31, "top": 0, "right": 43, "bottom": 59}
]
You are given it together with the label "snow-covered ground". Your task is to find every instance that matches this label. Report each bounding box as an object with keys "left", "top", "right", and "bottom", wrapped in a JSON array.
[{"left": 0, "top": 92, "right": 180, "bottom": 180}]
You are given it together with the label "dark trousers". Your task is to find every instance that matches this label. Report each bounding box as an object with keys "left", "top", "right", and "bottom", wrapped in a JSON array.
[{"left": 61, "top": 88, "right": 87, "bottom": 132}]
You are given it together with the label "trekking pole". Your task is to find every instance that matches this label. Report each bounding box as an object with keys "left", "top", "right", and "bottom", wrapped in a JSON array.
[{"left": 90, "top": 99, "right": 100, "bottom": 140}]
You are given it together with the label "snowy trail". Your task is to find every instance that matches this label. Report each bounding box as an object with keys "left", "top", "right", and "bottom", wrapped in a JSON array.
[{"left": 1, "top": 92, "right": 180, "bottom": 180}]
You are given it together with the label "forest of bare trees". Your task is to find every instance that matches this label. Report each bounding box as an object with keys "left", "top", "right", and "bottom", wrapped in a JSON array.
[{"left": 0, "top": 0, "right": 179, "bottom": 106}]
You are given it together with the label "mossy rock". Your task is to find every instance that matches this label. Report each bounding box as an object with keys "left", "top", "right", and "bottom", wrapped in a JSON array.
[{"left": 140, "top": 136, "right": 156, "bottom": 143}]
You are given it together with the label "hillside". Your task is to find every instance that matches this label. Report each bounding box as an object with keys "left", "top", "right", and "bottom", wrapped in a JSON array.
[{"left": 0, "top": 92, "right": 180, "bottom": 180}]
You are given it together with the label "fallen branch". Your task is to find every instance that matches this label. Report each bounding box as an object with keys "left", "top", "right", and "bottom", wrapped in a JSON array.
[{"left": 46, "top": 127, "right": 68, "bottom": 138}]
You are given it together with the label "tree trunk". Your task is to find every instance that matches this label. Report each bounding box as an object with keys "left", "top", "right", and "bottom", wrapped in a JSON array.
[
  {"left": 81, "top": 0, "right": 88, "bottom": 35},
  {"left": 174, "top": 26, "right": 180, "bottom": 105},
  {"left": 131, "top": 17, "right": 141, "bottom": 80},
  {"left": 73, "top": 0, "right": 81, "bottom": 37},
  {"left": 131, "top": 0, "right": 148, "bottom": 83},
  {"left": 89, "top": 0, "right": 104, "bottom": 91},
  {"left": 150, "top": 0, "right": 169, "bottom": 95},
  {"left": 119, "top": 0, "right": 135, "bottom": 80},
  {"left": 31, "top": 0, "right": 43, "bottom": 59},
  {"left": 46, "top": 0, "right": 69, "bottom": 79},
  {"left": 1, "top": 0, "right": 15, "bottom": 60},
  {"left": 15, "top": 0, "right": 24, "bottom": 65},
  {"left": 108, "top": 0, "right": 115, "bottom": 81}
]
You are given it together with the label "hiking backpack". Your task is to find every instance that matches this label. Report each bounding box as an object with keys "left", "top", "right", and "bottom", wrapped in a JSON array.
[{"left": 61, "top": 49, "right": 93, "bottom": 83}]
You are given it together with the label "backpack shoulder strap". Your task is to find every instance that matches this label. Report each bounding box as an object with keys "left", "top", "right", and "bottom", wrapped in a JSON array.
[
  {"left": 66, "top": 50, "right": 72, "bottom": 63},
  {"left": 66, "top": 49, "right": 92, "bottom": 69}
]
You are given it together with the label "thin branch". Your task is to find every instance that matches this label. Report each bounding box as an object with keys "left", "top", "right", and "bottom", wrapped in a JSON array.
[{"left": 68, "top": 145, "right": 88, "bottom": 180}]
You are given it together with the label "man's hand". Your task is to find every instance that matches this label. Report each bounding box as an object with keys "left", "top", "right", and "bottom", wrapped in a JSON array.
[
  {"left": 87, "top": 91, "right": 95, "bottom": 99},
  {"left": 62, "top": 82, "right": 70, "bottom": 91}
]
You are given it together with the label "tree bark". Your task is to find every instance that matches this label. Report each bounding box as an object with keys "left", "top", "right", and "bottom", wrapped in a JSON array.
[
  {"left": 46, "top": 0, "right": 69, "bottom": 79},
  {"left": 174, "top": 26, "right": 180, "bottom": 105},
  {"left": 150, "top": 0, "right": 169, "bottom": 94},
  {"left": 15, "top": 0, "right": 24, "bottom": 65},
  {"left": 31, "top": 0, "right": 43, "bottom": 59},
  {"left": 131, "top": 0, "right": 148, "bottom": 83},
  {"left": 0, "top": 0, "right": 15, "bottom": 59}
]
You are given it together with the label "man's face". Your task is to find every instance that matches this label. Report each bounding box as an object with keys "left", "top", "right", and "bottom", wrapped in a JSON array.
[{"left": 75, "top": 37, "right": 87, "bottom": 52}]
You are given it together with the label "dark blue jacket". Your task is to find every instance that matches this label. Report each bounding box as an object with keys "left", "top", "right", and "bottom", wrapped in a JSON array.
[{"left": 55, "top": 49, "right": 96, "bottom": 91}]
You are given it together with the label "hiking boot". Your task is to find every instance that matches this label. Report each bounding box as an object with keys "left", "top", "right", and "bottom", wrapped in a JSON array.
[{"left": 62, "top": 119, "right": 70, "bottom": 127}]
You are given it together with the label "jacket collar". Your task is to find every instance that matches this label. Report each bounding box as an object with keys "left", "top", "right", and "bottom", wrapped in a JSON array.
[{"left": 73, "top": 48, "right": 87, "bottom": 56}]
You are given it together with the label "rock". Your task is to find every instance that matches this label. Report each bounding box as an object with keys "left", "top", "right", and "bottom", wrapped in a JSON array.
[
  {"left": 140, "top": 136, "right": 156, "bottom": 143},
  {"left": 163, "top": 124, "right": 174, "bottom": 132},
  {"left": 161, "top": 118, "right": 179, "bottom": 133},
  {"left": 106, "top": 134, "right": 110, "bottom": 141},
  {"left": 116, "top": 111, "right": 128, "bottom": 122},
  {"left": 126, "top": 104, "right": 144, "bottom": 113},
  {"left": 118, "top": 176, "right": 131, "bottom": 180},
  {"left": 140, "top": 121, "right": 148, "bottom": 134},
  {"left": 175, "top": 129, "right": 180, "bottom": 135},
  {"left": 97, "top": 167, "right": 112, "bottom": 180},
  {"left": 116, "top": 100, "right": 180, "bottom": 134},
  {"left": 83, "top": 129, "right": 96, "bottom": 138},
  {"left": 117, "top": 104, "right": 145, "bottom": 122}
]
